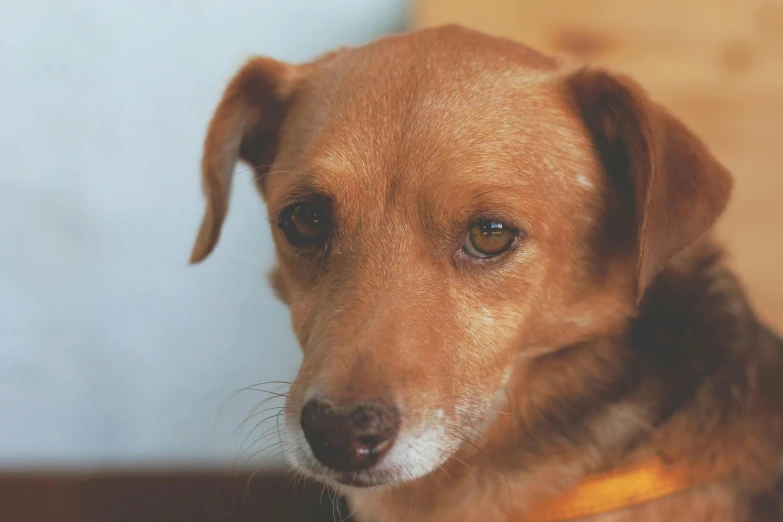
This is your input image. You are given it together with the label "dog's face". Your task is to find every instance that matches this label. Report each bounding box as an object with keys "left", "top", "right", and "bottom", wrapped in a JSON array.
[{"left": 191, "top": 26, "right": 731, "bottom": 489}]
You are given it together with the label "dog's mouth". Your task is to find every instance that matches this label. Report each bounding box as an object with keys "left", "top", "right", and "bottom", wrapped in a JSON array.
[
  {"left": 290, "top": 455, "right": 447, "bottom": 491},
  {"left": 332, "top": 471, "right": 391, "bottom": 488},
  {"left": 286, "top": 444, "right": 414, "bottom": 490}
]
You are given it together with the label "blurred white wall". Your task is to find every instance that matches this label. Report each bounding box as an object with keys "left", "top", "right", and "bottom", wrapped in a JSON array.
[{"left": 0, "top": 0, "right": 406, "bottom": 468}]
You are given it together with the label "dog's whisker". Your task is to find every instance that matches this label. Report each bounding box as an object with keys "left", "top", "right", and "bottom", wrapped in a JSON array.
[
  {"left": 231, "top": 405, "right": 285, "bottom": 448},
  {"left": 234, "top": 407, "right": 276, "bottom": 452},
  {"left": 274, "top": 408, "right": 285, "bottom": 448},
  {"left": 430, "top": 465, "right": 445, "bottom": 493},
  {"left": 490, "top": 408, "right": 513, "bottom": 416},
  {"left": 320, "top": 482, "right": 329, "bottom": 507},
  {"left": 286, "top": 471, "right": 299, "bottom": 491},
  {"left": 244, "top": 394, "right": 287, "bottom": 418},
  {"left": 235, "top": 411, "right": 287, "bottom": 453},
  {"left": 243, "top": 443, "right": 288, "bottom": 469},
  {"left": 244, "top": 445, "right": 294, "bottom": 493},
  {"left": 221, "top": 383, "right": 288, "bottom": 420},
  {"left": 242, "top": 431, "right": 290, "bottom": 458},
  {"left": 286, "top": 468, "right": 309, "bottom": 493},
  {"left": 238, "top": 402, "right": 285, "bottom": 426},
  {"left": 450, "top": 428, "right": 481, "bottom": 453},
  {"left": 247, "top": 418, "right": 286, "bottom": 443},
  {"left": 242, "top": 387, "right": 289, "bottom": 397},
  {"left": 241, "top": 393, "right": 288, "bottom": 418},
  {"left": 243, "top": 426, "right": 285, "bottom": 454},
  {"left": 244, "top": 379, "right": 293, "bottom": 387},
  {"left": 237, "top": 440, "right": 288, "bottom": 471},
  {"left": 344, "top": 490, "right": 364, "bottom": 521},
  {"left": 438, "top": 463, "right": 455, "bottom": 486},
  {"left": 244, "top": 444, "right": 292, "bottom": 502},
  {"left": 217, "top": 381, "right": 286, "bottom": 421},
  {"left": 335, "top": 486, "right": 346, "bottom": 522},
  {"left": 405, "top": 483, "right": 414, "bottom": 522},
  {"left": 460, "top": 424, "right": 488, "bottom": 444},
  {"left": 449, "top": 455, "right": 476, "bottom": 474},
  {"left": 329, "top": 486, "right": 338, "bottom": 522}
]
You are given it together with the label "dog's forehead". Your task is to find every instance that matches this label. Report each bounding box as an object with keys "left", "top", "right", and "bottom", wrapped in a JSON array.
[{"left": 271, "top": 27, "right": 601, "bottom": 223}]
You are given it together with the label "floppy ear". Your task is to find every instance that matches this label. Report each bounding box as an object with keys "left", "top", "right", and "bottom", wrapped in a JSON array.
[
  {"left": 565, "top": 68, "right": 733, "bottom": 303},
  {"left": 190, "top": 57, "right": 296, "bottom": 264}
]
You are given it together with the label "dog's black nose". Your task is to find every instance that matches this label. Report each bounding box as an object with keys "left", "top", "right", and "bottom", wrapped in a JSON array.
[{"left": 300, "top": 398, "right": 399, "bottom": 472}]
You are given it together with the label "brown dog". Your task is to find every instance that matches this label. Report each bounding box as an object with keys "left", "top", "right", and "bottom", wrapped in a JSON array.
[{"left": 191, "top": 25, "right": 783, "bottom": 521}]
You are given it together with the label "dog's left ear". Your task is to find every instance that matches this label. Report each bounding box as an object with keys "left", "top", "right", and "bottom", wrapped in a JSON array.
[{"left": 565, "top": 68, "right": 733, "bottom": 303}]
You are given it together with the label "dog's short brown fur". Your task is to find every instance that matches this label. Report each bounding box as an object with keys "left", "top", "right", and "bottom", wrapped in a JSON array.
[{"left": 191, "top": 25, "right": 783, "bottom": 521}]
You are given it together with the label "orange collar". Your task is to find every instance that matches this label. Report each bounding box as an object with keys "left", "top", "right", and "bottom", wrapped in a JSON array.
[{"left": 525, "top": 458, "right": 726, "bottom": 521}]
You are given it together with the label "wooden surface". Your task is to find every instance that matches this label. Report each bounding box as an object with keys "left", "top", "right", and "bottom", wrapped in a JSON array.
[
  {"left": 0, "top": 471, "right": 350, "bottom": 522},
  {"left": 413, "top": 0, "right": 783, "bottom": 330}
]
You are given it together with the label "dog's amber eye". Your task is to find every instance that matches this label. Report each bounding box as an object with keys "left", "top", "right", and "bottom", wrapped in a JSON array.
[
  {"left": 278, "top": 202, "right": 330, "bottom": 248},
  {"left": 463, "top": 220, "right": 516, "bottom": 258}
]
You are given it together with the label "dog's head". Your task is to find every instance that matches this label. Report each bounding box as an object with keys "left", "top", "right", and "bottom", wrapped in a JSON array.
[{"left": 191, "top": 26, "right": 732, "bottom": 489}]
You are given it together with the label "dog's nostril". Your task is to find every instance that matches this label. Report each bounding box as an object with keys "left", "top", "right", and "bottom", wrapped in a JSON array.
[
  {"left": 357, "top": 435, "right": 378, "bottom": 448},
  {"left": 300, "top": 398, "right": 399, "bottom": 473}
]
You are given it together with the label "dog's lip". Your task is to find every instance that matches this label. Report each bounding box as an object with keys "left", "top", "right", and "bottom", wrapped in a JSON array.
[{"left": 332, "top": 472, "right": 387, "bottom": 488}]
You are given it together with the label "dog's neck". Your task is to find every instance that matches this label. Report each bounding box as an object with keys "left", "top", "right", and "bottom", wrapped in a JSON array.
[{"left": 348, "top": 240, "right": 782, "bottom": 521}]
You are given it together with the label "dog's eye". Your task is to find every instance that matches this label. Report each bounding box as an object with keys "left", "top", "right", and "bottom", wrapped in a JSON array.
[
  {"left": 463, "top": 220, "right": 516, "bottom": 258},
  {"left": 278, "top": 202, "right": 330, "bottom": 248}
]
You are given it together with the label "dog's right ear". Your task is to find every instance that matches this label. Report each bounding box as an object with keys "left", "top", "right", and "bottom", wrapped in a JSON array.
[
  {"left": 190, "top": 57, "right": 296, "bottom": 264},
  {"left": 565, "top": 67, "right": 733, "bottom": 304}
]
